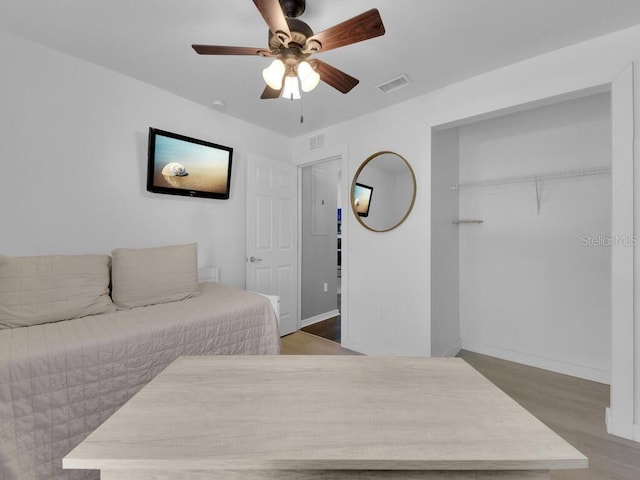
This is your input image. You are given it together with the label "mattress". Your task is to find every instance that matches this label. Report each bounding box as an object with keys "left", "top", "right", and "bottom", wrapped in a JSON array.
[{"left": 0, "top": 282, "right": 280, "bottom": 480}]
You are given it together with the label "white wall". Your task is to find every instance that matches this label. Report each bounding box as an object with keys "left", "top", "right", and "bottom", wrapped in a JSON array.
[
  {"left": 0, "top": 30, "right": 291, "bottom": 288},
  {"left": 292, "top": 116, "right": 430, "bottom": 356},
  {"left": 609, "top": 64, "right": 635, "bottom": 440},
  {"left": 457, "top": 93, "right": 612, "bottom": 383},
  {"left": 293, "top": 23, "right": 640, "bottom": 438},
  {"left": 293, "top": 107, "right": 430, "bottom": 356},
  {"left": 431, "top": 128, "right": 460, "bottom": 357}
]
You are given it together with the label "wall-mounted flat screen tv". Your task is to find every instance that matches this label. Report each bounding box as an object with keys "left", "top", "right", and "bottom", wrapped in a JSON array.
[
  {"left": 353, "top": 182, "right": 373, "bottom": 217},
  {"left": 147, "top": 127, "right": 233, "bottom": 200}
]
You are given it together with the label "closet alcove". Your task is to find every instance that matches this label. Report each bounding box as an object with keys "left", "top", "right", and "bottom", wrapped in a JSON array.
[{"left": 431, "top": 91, "right": 612, "bottom": 384}]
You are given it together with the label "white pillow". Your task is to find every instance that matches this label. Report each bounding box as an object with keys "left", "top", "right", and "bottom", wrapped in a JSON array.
[
  {"left": 0, "top": 254, "right": 115, "bottom": 329},
  {"left": 111, "top": 243, "right": 199, "bottom": 309}
]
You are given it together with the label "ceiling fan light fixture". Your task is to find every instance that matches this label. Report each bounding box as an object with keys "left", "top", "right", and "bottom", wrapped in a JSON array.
[
  {"left": 281, "top": 75, "right": 301, "bottom": 100},
  {"left": 298, "top": 60, "right": 320, "bottom": 92},
  {"left": 262, "top": 59, "right": 285, "bottom": 90},
  {"left": 193, "top": 4, "right": 386, "bottom": 101}
]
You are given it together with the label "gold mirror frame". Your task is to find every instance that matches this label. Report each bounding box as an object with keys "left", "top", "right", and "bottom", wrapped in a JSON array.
[{"left": 350, "top": 151, "right": 417, "bottom": 232}]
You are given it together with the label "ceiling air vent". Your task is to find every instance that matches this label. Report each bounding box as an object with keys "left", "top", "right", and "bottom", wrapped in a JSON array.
[
  {"left": 376, "top": 74, "right": 412, "bottom": 94},
  {"left": 309, "top": 133, "right": 325, "bottom": 151}
]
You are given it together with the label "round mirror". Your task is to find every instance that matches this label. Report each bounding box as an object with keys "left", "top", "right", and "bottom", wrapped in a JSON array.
[{"left": 351, "top": 151, "right": 417, "bottom": 232}]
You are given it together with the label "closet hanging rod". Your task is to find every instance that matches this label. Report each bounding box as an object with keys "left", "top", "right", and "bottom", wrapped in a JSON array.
[
  {"left": 450, "top": 165, "right": 610, "bottom": 191},
  {"left": 453, "top": 220, "right": 484, "bottom": 224}
]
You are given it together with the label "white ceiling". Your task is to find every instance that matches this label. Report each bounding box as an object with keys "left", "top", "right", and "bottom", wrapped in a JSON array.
[{"left": 3, "top": 0, "right": 640, "bottom": 138}]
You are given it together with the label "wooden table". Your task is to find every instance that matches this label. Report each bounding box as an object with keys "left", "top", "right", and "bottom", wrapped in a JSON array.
[{"left": 63, "top": 356, "right": 587, "bottom": 480}]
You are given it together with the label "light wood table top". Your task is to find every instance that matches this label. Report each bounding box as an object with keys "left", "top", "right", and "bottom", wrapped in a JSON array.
[{"left": 64, "top": 356, "right": 587, "bottom": 480}]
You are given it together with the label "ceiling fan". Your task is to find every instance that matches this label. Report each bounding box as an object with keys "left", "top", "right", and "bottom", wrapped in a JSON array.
[{"left": 192, "top": 0, "right": 386, "bottom": 100}]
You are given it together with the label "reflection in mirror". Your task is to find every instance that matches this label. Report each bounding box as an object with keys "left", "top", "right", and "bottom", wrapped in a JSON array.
[
  {"left": 353, "top": 183, "right": 373, "bottom": 217},
  {"left": 351, "top": 151, "right": 416, "bottom": 232}
]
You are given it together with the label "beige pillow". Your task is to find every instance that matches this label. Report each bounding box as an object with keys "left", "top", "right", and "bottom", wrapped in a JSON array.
[
  {"left": 111, "top": 243, "right": 199, "bottom": 309},
  {"left": 0, "top": 254, "right": 115, "bottom": 329}
]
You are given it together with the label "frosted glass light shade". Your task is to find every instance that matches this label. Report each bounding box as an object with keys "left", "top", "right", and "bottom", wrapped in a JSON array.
[
  {"left": 298, "top": 61, "right": 320, "bottom": 92},
  {"left": 281, "top": 75, "right": 301, "bottom": 100},
  {"left": 262, "top": 59, "right": 285, "bottom": 90}
]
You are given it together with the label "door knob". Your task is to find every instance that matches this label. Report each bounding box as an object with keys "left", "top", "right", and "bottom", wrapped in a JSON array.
[{"left": 248, "top": 256, "right": 263, "bottom": 263}]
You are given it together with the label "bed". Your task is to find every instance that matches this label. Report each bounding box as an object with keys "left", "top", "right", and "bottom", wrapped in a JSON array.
[{"left": 0, "top": 281, "right": 280, "bottom": 480}]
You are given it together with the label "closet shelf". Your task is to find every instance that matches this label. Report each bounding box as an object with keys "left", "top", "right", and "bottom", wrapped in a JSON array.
[{"left": 449, "top": 165, "right": 611, "bottom": 191}]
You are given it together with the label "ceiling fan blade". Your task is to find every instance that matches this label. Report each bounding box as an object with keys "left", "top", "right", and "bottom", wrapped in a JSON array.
[
  {"left": 192, "top": 45, "right": 274, "bottom": 56},
  {"left": 312, "top": 59, "right": 359, "bottom": 94},
  {"left": 305, "top": 9, "right": 385, "bottom": 54},
  {"left": 253, "top": 0, "right": 292, "bottom": 46},
  {"left": 261, "top": 85, "right": 282, "bottom": 99}
]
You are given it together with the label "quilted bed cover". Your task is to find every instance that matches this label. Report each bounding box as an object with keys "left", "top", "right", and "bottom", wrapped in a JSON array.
[{"left": 0, "top": 282, "right": 281, "bottom": 480}]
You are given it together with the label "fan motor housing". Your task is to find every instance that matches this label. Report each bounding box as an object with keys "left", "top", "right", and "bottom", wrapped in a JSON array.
[
  {"left": 269, "top": 17, "right": 313, "bottom": 50},
  {"left": 279, "top": 0, "right": 305, "bottom": 18}
]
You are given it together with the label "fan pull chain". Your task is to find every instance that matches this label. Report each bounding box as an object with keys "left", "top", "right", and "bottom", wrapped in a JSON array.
[{"left": 300, "top": 96, "right": 304, "bottom": 124}]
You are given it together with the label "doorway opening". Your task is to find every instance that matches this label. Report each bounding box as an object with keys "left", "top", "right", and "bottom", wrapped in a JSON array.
[
  {"left": 430, "top": 91, "right": 612, "bottom": 384},
  {"left": 299, "top": 158, "right": 342, "bottom": 341}
]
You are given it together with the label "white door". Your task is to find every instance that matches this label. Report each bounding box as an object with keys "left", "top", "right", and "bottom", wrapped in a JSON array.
[{"left": 246, "top": 153, "right": 298, "bottom": 335}]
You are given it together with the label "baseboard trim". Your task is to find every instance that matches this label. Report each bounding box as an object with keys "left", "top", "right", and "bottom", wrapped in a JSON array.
[
  {"left": 461, "top": 340, "right": 611, "bottom": 384},
  {"left": 342, "top": 337, "right": 414, "bottom": 356},
  {"left": 341, "top": 339, "right": 394, "bottom": 356},
  {"left": 299, "top": 310, "right": 340, "bottom": 329},
  {"left": 432, "top": 339, "right": 462, "bottom": 358},
  {"left": 605, "top": 407, "right": 640, "bottom": 442}
]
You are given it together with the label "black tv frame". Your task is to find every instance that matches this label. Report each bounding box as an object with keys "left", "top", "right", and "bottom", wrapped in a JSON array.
[{"left": 147, "top": 127, "right": 233, "bottom": 200}]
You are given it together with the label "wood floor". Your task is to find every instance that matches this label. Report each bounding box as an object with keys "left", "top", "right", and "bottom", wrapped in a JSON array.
[
  {"left": 281, "top": 332, "right": 640, "bottom": 480},
  {"left": 458, "top": 350, "right": 640, "bottom": 480},
  {"left": 281, "top": 331, "right": 358, "bottom": 355},
  {"left": 300, "top": 316, "right": 341, "bottom": 342}
]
